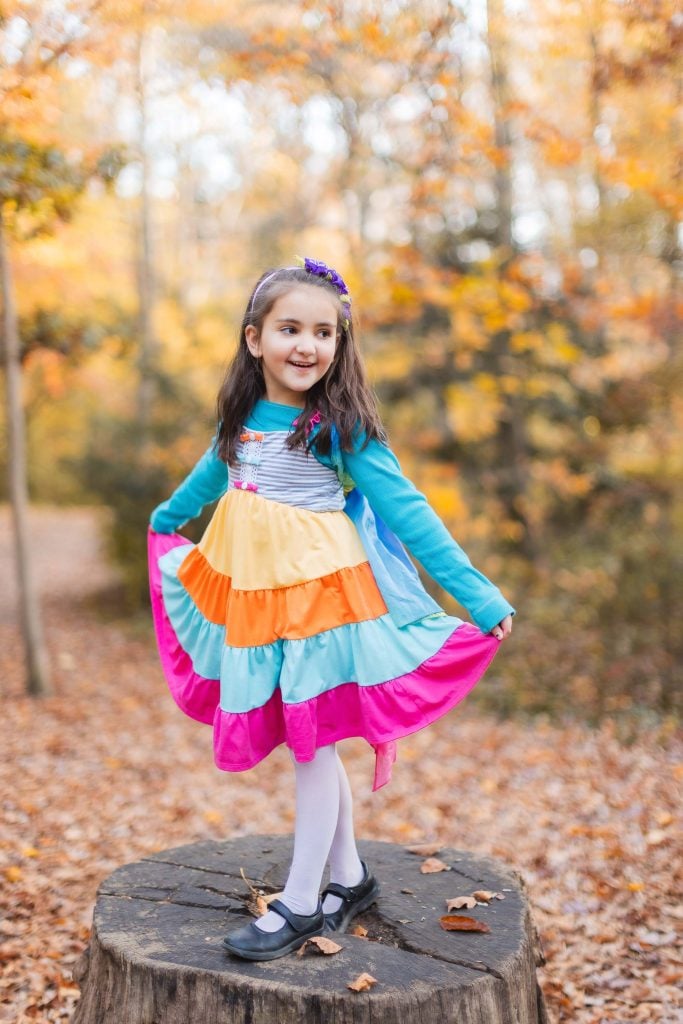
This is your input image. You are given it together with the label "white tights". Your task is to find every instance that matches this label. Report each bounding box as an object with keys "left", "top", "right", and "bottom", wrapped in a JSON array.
[{"left": 254, "top": 744, "right": 365, "bottom": 932}]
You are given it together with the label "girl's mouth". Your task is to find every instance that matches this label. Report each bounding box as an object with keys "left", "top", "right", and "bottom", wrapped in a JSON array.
[{"left": 289, "top": 361, "right": 315, "bottom": 368}]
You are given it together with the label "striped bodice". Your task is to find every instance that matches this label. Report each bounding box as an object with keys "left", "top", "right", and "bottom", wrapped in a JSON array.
[{"left": 228, "top": 429, "right": 345, "bottom": 512}]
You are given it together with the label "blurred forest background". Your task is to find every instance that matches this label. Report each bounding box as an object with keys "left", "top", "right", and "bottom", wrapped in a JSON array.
[{"left": 1, "top": 0, "right": 681, "bottom": 723}]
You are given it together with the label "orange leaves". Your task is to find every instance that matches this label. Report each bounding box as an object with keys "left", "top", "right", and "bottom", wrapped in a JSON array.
[
  {"left": 472, "top": 890, "right": 506, "bottom": 903},
  {"left": 296, "top": 935, "right": 342, "bottom": 957},
  {"left": 419, "top": 857, "right": 451, "bottom": 874},
  {"left": 347, "top": 972, "right": 378, "bottom": 992},
  {"left": 439, "top": 915, "right": 491, "bottom": 933}
]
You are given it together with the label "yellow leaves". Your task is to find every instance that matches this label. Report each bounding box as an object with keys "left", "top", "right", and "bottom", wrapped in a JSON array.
[
  {"left": 451, "top": 309, "right": 489, "bottom": 351},
  {"left": 546, "top": 323, "right": 581, "bottom": 364},
  {"left": 424, "top": 483, "right": 467, "bottom": 521},
  {"left": 510, "top": 331, "right": 545, "bottom": 354},
  {"left": 446, "top": 382, "right": 503, "bottom": 443},
  {"left": 5, "top": 866, "right": 22, "bottom": 883},
  {"left": 366, "top": 347, "right": 414, "bottom": 382},
  {"left": 472, "top": 372, "right": 499, "bottom": 394}
]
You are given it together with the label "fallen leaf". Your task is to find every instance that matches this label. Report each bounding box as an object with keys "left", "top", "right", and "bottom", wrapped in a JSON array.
[
  {"left": 440, "top": 915, "right": 491, "bottom": 933},
  {"left": 297, "top": 935, "right": 342, "bottom": 956},
  {"left": 240, "top": 867, "right": 270, "bottom": 917},
  {"left": 4, "top": 867, "right": 22, "bottom": 883},
  {"left": 645, "top": 829, "right": 667, "bottom": 846},
  {"left": 472, "top": 890, "right": 505, "bottom": 902},
  {"left": 351, "top": 923, "right": 368, "bottom": 937},
  {"left": 347, "top": 972, "right": 378, "bottom": 991},
  {"left": 446, "top": 895, "right": 477, "bottom": 910},
  {"left": 400, "top": 887, "right": 414, "bottom": 894},
  {"left": 420, "top": 857, "right": 450, "bottom": 873},
  {"left": 407, "top": 843, "right": 443, "bottom": 856}
]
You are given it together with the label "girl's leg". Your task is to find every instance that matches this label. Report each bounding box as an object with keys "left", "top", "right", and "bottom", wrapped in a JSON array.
[
  {"left": 255, "top": 743, "right": 340, "bottom": 933},
  {"left": 321, "top": 750, "right": 365, "bottom": 914}
]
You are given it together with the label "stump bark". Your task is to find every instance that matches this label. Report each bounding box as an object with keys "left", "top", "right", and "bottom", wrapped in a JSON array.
[{"left": 72, "top": 834, "right": 548, "bottom": 1024}]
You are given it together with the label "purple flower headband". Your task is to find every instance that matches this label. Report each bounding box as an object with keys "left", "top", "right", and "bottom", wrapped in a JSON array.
[{"left": 249, "top": 256, "right": 352, "bottom": 330}]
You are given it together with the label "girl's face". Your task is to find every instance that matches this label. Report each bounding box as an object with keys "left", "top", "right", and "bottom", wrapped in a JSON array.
[{"left": 245, "top": 285, "right": 339, "bottom": 407}]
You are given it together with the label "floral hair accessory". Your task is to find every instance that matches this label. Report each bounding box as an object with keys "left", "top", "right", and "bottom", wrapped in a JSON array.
[{"left": 294, "top": 255, "right": 352, "bottom": 330}]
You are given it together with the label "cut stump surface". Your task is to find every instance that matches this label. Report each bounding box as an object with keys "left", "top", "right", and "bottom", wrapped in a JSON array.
[{"left": 72, "top": 834, "right": 548, "bottom": 1024}]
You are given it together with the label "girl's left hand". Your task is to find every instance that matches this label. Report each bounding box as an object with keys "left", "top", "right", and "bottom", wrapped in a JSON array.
[{"left": 491, "top": 615, "right": 513, "bottom": 641}]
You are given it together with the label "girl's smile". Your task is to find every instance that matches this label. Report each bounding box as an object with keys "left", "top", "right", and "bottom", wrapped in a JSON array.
[{"left": 245, "top": 285, "right": 339, "bottom": 407}]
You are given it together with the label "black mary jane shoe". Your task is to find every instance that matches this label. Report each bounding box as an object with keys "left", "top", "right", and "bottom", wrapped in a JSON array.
[
  {"left": 222, "top": 898, "right": 325, "bottom": 962},
  {"left": 322, "top": 860, "right": 380, "bottom": 934}
]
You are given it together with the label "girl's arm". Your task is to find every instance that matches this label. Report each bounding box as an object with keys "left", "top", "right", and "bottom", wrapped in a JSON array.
[
  {"left": 149, "top": 437, "right": 228, "bottom": 534},
  {"left": 343, "top": 438, "right": 515, "bottom": 634}
]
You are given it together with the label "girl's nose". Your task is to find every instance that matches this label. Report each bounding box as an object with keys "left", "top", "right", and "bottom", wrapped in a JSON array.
[{"left": 295, "top": 334, "right": 316, "bottom": 353}]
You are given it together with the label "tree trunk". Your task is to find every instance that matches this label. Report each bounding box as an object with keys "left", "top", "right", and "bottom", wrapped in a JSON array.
[
  {"left": 0, "top": 211, "right": 51, "bottom": 696},
  {"left": 486, "top": 0, "right": 538, "bottom": 562},
  {"left": 72, "top": 834, "right": 548, "bottom": 1024},
  {"left": 134, "top": 24, "right": 157, "bottom": 433}
]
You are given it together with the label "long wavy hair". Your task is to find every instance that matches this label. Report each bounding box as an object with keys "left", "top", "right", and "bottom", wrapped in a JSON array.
[{"left": 215, "top": 266, "right": 385, "bottom": 463}]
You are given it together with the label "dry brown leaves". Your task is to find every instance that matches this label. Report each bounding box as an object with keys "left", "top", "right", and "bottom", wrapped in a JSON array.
[
  {"left": 419, "top": 856, "right": 451, "bottom": 873},
  {"left": 347, "top": 972, "right": 378, "bottom": 992},
  {"left": 296, "top": 936, "right": 342, "bottom": 957},
  {"left": 0, "top": 508, "right": 681, "bottom": 1023},
  {"left": 406, "top": 842, "right": 443, "bottom": 856}
]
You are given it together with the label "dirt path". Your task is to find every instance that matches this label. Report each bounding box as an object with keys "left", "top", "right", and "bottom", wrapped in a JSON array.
[{"left": 0, "top": 504, "right": 118, "bottom": 624}]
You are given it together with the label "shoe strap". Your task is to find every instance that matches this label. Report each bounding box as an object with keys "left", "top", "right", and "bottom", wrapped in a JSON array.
[
  {"left": 322, "top": 881, "right": 355, "bottom": 901},
  {"left": 322, "top": 862, "right": 369, "bottom": 902},
  {"left": 268, "top": 898, "right": 321, "bottom": 930}
]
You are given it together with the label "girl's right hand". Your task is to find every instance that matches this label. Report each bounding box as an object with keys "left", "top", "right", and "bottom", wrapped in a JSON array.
[{"left": 491, "top": 614, "right": 513, "bottom": 641}]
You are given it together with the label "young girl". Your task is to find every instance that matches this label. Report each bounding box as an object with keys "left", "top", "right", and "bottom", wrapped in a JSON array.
[{"left": 148, "top": 257, "right": 514, "bottom": 962}]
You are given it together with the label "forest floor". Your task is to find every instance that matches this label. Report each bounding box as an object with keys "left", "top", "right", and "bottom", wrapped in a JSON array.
[{"left": 0, "top": 505, "right": 681, "bottom": 1024}]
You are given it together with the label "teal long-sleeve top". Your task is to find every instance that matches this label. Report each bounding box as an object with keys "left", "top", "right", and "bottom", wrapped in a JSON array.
[{"left": 150, "top": 399, "right": 515, "bottom": 634}]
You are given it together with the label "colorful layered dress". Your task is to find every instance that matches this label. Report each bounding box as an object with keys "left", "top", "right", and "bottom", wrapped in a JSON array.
[{"left": 148, "top": 399, "right": 515, "bottom": 790}]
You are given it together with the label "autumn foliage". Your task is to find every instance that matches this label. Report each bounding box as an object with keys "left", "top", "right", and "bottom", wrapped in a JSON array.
[{"left": 2, "top": 1, "right": 681, "bottom": 720}]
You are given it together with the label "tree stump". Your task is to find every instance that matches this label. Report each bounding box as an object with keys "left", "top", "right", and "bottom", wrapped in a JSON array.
[{"left": 72, "top": 834, "right": 548, "bottom": 1024}]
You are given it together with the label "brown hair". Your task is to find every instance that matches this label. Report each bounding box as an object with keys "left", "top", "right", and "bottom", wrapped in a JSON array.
[{"left": 215, "top": 266, "right": 385, "bottom": 463}]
